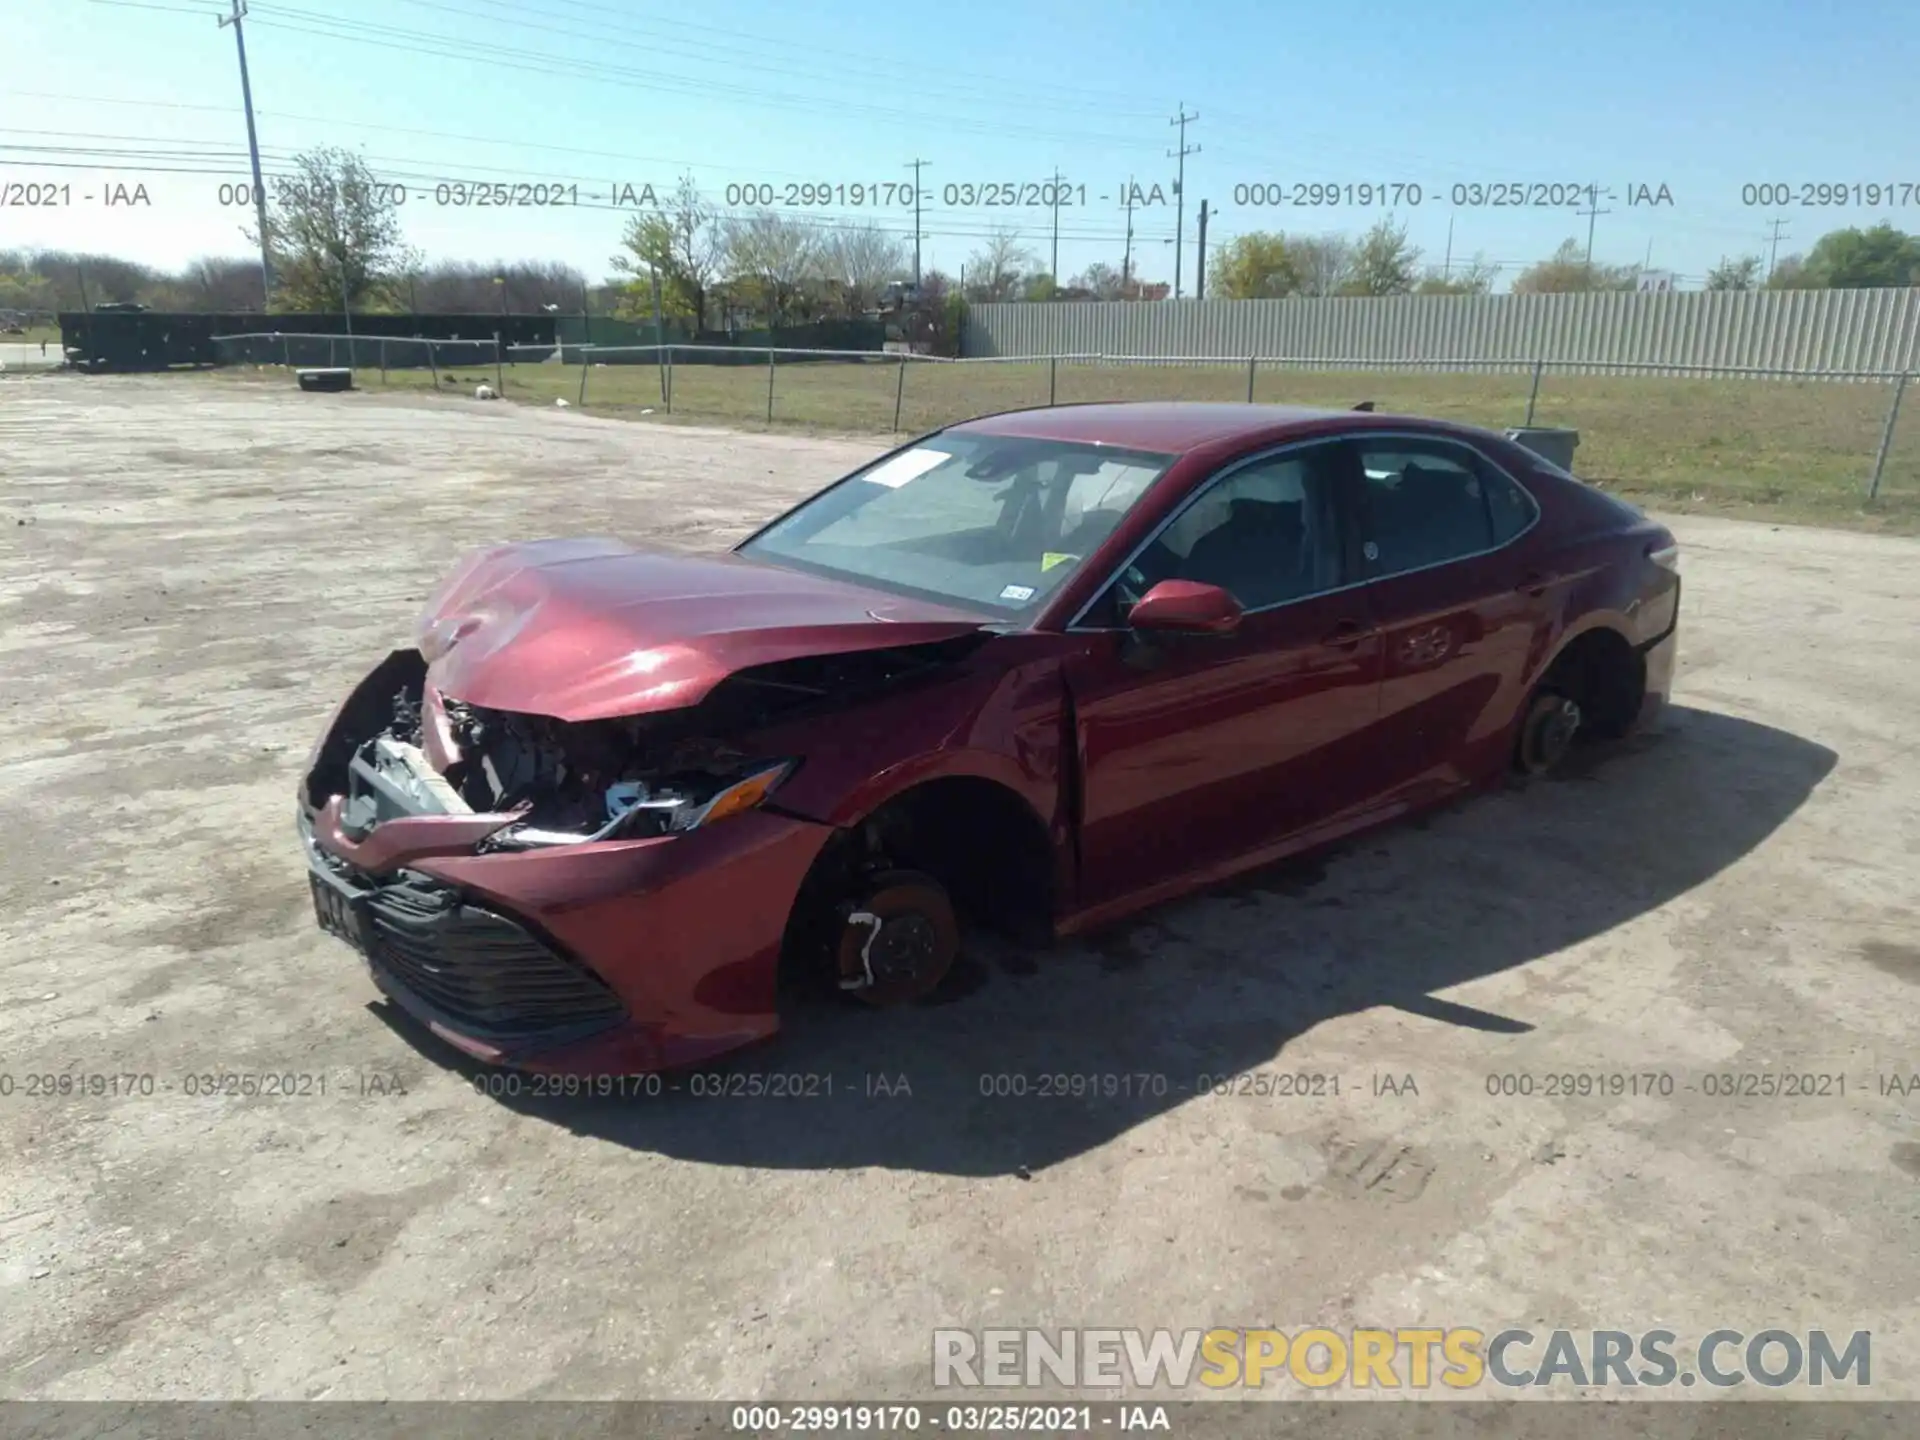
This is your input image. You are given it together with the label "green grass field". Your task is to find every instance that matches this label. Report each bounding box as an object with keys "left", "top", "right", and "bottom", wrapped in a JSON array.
[
  {"left": 10, "top": 326, "right": 61, "bottom": 348},
  {"left": 204, "top": 355, "right": 1919, "bottom": 533}
]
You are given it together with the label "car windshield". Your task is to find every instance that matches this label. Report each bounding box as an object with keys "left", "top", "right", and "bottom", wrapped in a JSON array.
[{"left": 737, "top": 432, "right": 1176, "bottom": 617}]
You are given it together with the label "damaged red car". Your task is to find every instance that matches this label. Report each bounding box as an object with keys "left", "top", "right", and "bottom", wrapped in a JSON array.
[{"left": 297, "top": 402, "right": 1679, "bottom": 1074}]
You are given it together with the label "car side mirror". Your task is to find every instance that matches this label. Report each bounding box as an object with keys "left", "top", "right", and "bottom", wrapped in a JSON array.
[{"left": 1126, "top": 579, "right": 1243, "bottom": 635}]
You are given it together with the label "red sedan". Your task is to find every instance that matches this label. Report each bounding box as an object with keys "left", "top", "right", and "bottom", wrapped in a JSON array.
[{"left": 297, "top": 402, "right": 1679, "bottom": 1074}]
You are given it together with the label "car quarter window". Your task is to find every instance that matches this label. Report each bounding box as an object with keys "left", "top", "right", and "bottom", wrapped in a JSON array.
[
  {"left": 1484, "top": 463, "right": 1539, "bottom": 543},
  {"left": 1355, "top": 440, "right": 1528, "bottom": 576},
  {"left": 1079, "top": 441, "right": 1349, "bottom": 625}
]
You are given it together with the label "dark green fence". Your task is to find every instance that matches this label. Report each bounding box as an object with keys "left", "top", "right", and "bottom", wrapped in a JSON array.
[{"left": 58, "top": 311, "right": 560, "bottom": 372}]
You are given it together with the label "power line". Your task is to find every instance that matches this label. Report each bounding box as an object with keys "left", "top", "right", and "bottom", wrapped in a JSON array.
[
  {"left": 241, "top": 5, "right": 1164, "bottom": 151},
  {"left": 473, "top": 0, "right": 1177, "bottom": 116},
  {"left": 380, "top": 0, "right": 1170, "bottom": 126},
  {"left": 1168, "top": 105, "right": 1198, "bottom": 299}
]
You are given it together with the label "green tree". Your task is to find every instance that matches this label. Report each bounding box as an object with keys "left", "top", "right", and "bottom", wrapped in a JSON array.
[
  {"left": 1706, "top": 255, "right": 1762, "bottom": 291},
  {"left": 1799, "top": 225, "right": 1920, "bottom": 288},
  {"left": 1213, "top": 232, "right": 1301, "bottom": 299},
  {"left": 1023, "top": 271, "right": 1059, "bottom": 302},
  {"left": 609, "top": 174, "right": 724, "bottom": 328},
  {"left": 255, "top": 147, "right": 417, "bottom": 312},
  {"left": 1416, "top": 256, "right": 1497, "bottom": 295},
  {"left": 1765, "top": 254, "right": 1810, "bottom": 289},
  {"left": 1340, "top": 217, "right": 1421, "bottom": 296},
  {"left": 1512, "top": 239, "right": 1640, "bottom": 293}
]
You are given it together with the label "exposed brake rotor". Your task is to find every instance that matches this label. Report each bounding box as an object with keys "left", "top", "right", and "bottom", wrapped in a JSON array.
[{"left": 835, "top": 870, "right": 959, "bottom": 1007}]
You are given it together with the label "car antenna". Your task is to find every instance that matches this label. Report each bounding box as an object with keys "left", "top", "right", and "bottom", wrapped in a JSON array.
[{"left": 1352, "top": 400, "right": 1375, "bottom": 411}]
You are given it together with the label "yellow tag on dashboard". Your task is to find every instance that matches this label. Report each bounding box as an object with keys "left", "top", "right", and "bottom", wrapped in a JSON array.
[{"left": 1041, "top": 552, "right": 1077, "bottom": 572}]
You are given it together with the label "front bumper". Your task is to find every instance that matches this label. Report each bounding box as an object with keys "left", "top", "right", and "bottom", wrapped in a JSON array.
[{"left": 298, "top": 801, "right": 836, "bottom": 1074}]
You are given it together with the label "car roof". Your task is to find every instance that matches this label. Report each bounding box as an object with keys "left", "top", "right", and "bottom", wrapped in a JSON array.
[{"left": 948, "top": 401, "right": 1370, "bottom": 453}]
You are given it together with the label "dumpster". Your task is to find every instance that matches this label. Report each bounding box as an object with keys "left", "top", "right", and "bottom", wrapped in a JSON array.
[{"left": 1505, "top": 427, "right": 1579, "bottom": 472}]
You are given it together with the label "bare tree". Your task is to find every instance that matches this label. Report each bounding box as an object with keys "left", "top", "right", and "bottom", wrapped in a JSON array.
[
  {"left": 823, "top": 224, "right": 910, "bottom": 316},
  {"left": 180, "top": 257, "right": 267, "bottom": 310},
  {"left": 963, "top": 228, "right": 1036, "bottom": 302},
  {"left": 725, "top": 211, "right": 824, "bottom": 326},
  {"left": 1073, "top": 262, "right": 1128, "bottom": 300},
  {"left": 411, "top": 259, "right": 589, "bottom": 313},
  {"left": 1289, "top": 233, "right": 1355, "bottom": 296}
]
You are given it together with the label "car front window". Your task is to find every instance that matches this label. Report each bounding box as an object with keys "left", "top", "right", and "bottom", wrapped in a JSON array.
[{"left": 737, "top": 433, "right": 1175, "bottom": 617}]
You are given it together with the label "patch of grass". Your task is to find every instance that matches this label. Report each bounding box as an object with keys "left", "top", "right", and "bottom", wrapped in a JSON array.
[
  {"left": 198, "top": 356, "right": 1920, "bottom": 534},
  {"left": 8, "top": 325, "right": 62, "bottom": 347}
]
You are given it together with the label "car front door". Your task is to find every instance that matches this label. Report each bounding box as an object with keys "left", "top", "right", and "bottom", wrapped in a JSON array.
[
  {"left": 1349, "top": 435, "right": 1549, "bottom": 801},
  {"left": 1060, "top": 440, "right": 1388, "bottom": 918}
]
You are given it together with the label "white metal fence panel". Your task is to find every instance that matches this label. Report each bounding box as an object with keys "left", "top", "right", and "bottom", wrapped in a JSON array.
[{"left": 962, "top": 289, "right": 1920, "bottom": 377}]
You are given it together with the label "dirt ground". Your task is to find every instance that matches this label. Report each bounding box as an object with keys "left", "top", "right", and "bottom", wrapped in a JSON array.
[{"left": 2, "top": 376, "right": 1917, "bottom": 1403}]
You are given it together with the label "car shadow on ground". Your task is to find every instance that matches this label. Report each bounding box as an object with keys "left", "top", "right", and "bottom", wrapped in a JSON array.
[{"left": 370, "top": 704, "right": 1835, "bottom": 1176}]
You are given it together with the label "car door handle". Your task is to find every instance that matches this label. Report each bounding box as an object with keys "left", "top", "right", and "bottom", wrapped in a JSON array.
[
  {"left": 1515, "top": 570, "right": 1555, "bottom": 596},
  {"left": 1321, "top": 618, "right": 1370, "bottom": 649}
]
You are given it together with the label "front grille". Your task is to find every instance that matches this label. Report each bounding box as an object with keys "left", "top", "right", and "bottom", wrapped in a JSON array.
[{"left": 362, "top": 875, "right": 626, "bottom": 1041}]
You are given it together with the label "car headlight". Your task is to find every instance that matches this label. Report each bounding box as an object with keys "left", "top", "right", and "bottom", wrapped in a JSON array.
[{"left": 666, "top": 760, "right": 795, "bottom": 833}]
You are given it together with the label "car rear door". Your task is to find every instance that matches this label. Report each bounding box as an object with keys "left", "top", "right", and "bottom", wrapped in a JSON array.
[
  {"left": 1347, "top": 434, "right": 1550, "bottom": 800},
  {"left": 1060, "top": 439, "right": 1389, "bottom": 916}
]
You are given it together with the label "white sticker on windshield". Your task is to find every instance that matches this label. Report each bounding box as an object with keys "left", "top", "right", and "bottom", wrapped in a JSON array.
[
  {"left": 999, "top": 584, "right": 1036, "bottom": 602},
  {"left": 861, "top": 447, "right": 950, "bottom": 488}
]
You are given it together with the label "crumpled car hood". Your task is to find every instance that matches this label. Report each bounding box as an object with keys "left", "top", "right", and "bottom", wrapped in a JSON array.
[{"left": 417, "top": 538, "right": 992, "bottom": 722}]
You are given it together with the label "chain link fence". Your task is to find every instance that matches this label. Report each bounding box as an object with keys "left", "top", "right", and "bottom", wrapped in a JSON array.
[{"left": 210, "top": 333, "right": 1918, "bottom": 521}]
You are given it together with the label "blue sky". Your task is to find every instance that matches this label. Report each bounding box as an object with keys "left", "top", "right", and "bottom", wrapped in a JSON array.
[{"left": 4, "top": 0, "right": 1917, "bottom": 291}]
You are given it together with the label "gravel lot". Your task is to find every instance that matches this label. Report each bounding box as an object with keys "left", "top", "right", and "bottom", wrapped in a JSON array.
[{"left": 2, "top": 376, "right": 1917, "bottom": 1402}]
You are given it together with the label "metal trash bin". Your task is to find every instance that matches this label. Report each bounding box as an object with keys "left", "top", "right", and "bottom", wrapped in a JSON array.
[{"left": 1505, "top": 427, "right": 1579, "bottom": 471}]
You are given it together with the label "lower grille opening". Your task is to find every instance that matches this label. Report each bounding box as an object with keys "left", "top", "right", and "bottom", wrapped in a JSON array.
[{"left": 362, "top": 872, "right": 626, "bottom": 1042}]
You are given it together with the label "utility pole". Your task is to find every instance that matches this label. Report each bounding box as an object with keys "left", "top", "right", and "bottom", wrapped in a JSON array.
[
  {"left": 1443, "top": 215, "right": 1454, "bottom": 279},
  {"left": 1121, "top": 177, "right": 1136, "bottom": 297},
  {"left": 1576, "top": 182, "right": 1612, "bottom": 282},
  {"left": 1765, "top": 217, "right": 1789, "bottom": 281},
  {"left": 1168, "top": 105, "right": 1199, "bottom": 299},
  {"left": 1048, "top": 168, "right": 1064, "bottom": 282},
  {"left": 219, "top": 1, "right": 275, "bottom": 307},
  {"left": 1195, "top": 200, "right": 1209, "bottom": 300},
  {"left": 905, "top": 158, "right": 929, "bottom": 287}
]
